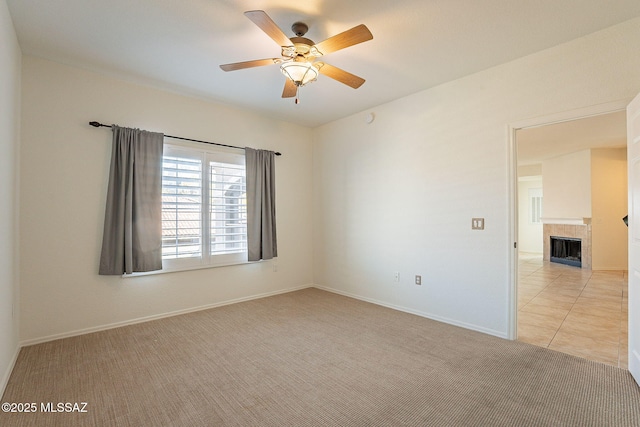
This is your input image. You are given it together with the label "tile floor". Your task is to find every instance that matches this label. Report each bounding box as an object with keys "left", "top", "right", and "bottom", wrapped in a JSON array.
[{"left": 517, "top": 253, "right": 628, "bottom": 368}]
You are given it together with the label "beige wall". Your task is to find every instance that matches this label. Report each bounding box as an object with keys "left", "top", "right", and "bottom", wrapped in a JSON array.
[
  {"left": 312, "top": 17, "right": 640, "bottom": 338},
  {"left": 19, "top": 56, "right": 314, "bottom": 343},
  {"left": 0, "top": 0, "right": 21, "bottom": 393},
  {"left": 591, "top": 147, "right": 628, "bottom": 270}
]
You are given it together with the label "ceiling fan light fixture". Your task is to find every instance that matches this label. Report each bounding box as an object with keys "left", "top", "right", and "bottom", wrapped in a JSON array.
[{"left": 280, "top": 61, "right": 318, "bottom": 86}]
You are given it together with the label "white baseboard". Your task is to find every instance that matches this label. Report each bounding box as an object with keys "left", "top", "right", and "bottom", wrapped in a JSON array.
[
  {"left": 19, "top": 283, "right": 506, "bottom": 348},
  {"left": 1, "top": 344, "right": 21, "bottom": 398},
  {"left": 20, "top": 284, "right": 314, "bottom": 347},
  {"left": 313, "top": 284, "right": 508, "bottom": 340}
]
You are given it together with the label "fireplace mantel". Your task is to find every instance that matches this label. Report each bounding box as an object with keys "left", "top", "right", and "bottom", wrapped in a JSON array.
[{"left": 541, "top": 217, "right": 592, "bottom": 225}]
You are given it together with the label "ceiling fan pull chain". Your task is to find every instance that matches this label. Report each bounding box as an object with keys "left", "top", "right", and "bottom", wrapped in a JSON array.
[{"left": 295, "top": 86, "right": 300, "bottom": 104}]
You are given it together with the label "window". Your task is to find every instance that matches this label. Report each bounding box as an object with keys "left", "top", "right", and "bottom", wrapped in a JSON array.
[
  {"left": 529, "top": 188, "right": 543, "bottom": 224},
  {"left": 161, "top": 144, "right": 247, "bottom": 271}
]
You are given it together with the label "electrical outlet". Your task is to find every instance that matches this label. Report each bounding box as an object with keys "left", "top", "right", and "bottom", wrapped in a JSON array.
[
  {"left": 272, "top": 262, "right": 278, "bottom": 272},
  {"left": 415, "top": 275, "right": 422, "bottom": 285},
  {"left": 394, "top": 272, "right": 400, "bottom": 282}
]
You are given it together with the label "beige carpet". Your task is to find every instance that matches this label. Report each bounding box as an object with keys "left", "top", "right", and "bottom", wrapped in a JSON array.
[{"left": 1, "top": 288, "right": 639, "bottom": 426}]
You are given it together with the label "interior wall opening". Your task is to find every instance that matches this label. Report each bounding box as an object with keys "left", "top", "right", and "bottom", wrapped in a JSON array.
[{"left": 513, "top": 109, "right": 628, "bottom": 367}]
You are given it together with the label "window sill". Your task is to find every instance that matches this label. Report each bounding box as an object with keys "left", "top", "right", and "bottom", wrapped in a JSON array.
[{"left": 121, "top": 259, "right": 259, "bottom": 278}]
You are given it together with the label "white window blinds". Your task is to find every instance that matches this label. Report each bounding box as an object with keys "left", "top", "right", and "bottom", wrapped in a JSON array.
[
  {"left": 162, "top": 154, "right": 203, "bottom": 259},
  {"left": 209, "top": 161, "right": 247, "bottom": 256},
  {"left": 161, "top": 145, "right": 247, "bottom": 271}
]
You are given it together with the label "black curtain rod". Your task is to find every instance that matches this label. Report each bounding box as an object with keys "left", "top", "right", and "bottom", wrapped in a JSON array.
[{"left": 89, "top": 121, "right": 282, "bottom": 156}]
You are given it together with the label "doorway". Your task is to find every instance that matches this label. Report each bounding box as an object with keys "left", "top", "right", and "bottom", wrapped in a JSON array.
[{"left": 512, "top": 108, "right": 628, "bottom": 367}]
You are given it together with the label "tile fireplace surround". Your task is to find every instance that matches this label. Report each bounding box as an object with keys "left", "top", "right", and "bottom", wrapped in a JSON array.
[{"left": 543, "top": 223, "right": 592, "bottom": 270}]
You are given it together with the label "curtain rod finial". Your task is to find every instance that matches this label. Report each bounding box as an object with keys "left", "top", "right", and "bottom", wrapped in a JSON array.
[{"left": 89, "top": 121, "right": 101, "bottom": 127}]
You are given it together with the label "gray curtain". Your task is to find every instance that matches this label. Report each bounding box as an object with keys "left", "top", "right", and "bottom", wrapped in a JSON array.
[
  {"left": 99, "top": 126, "right": 164, "bottom": 275},
  {"left": 245, "top": 147, "right": 278, "bottom": 261}
]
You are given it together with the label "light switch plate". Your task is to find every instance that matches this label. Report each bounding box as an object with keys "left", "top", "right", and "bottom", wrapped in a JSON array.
[{"left": 472, "top": 218, "right": 485, "bottom": 230}]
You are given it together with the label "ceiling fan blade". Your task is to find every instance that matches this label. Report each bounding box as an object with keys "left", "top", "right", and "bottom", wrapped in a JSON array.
[
  {"left": 282, "top": 79, "right": 297, "bottom": 98},
  {"left": 313, "top": 24, "right": 373, "bottom": 56},
  {"left": 316, "top": 63, "right": 365, "bottom": 89},
  {"left": 220, "top": 58, "right": 279, "bottom": 72},
  {"left": 244, "top": 10, "right": 293, "bottom": 47}
]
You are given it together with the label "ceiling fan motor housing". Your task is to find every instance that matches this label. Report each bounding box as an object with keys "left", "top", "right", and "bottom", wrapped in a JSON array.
[{"left": 288, "top": 37, "right": 315, "bottom": 57}]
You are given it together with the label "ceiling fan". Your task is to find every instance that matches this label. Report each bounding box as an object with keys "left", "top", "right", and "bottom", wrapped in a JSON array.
[{"left": 220, "top": 10, "right": 373, "bottom": 103}]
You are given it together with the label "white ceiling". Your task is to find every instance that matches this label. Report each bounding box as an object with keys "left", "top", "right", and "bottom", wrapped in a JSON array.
[
  {"left": 7, "top": 0, "right": 640, "bottom": 128},
  {"left": 517, "top": 110, "right": 628, "bottom": 166}
]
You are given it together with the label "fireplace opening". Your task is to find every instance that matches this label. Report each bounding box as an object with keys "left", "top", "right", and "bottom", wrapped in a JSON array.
[{"left": 550, "top": 236, "right": 582, "bottom": 268}]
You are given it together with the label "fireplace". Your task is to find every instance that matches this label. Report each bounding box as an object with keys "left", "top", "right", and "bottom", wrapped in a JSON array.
[
  {"left": 550, "top": 236, "right": 581, "bottom": 268},
  {"left": 543, "top": 223, "right": 591, "bottom": 269}
]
